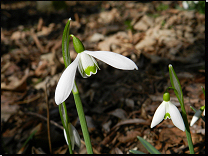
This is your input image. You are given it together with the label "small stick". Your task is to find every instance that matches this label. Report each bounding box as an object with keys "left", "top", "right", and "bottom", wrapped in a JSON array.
[
  {"left": 26, "top": 112, "right": 100, "bottom": 154},
  {"left": 45, "top": 80, "right": 52, "bottom": 153}
]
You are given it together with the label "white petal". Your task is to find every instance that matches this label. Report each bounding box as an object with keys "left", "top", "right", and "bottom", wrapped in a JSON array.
[
  {"left": 63, "top": 128, "right": 68, "bottom": 145},
  {"left": 71, "top": 124, "right": 81, "bottom": 148},
  {"left": 150, "top": 101, "right": 166, "bottom": 128},
  {"left": 63, "top": 123, "right": 75, "bottom": 150},
  {"left": 168, "top": 102, "right": 185, "bottom": 131},
  {"left": 84, "top": 50, "right": 138, "bottom": 70},
  {"left": 55, "top": 55, "right": 79, "bottom": 105},
  {"left": 182, "top": 1, "right": 188, "bottom": 9},
  {"left": 190, "top": 109, "right": 202, "bottom": 126},
  {"left": 203, "top": 109, "right": 205, "bottom": 116}
]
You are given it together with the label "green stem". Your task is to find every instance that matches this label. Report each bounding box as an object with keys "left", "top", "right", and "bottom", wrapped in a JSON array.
[
  {"left": 59, "top": 102, "right": 73, "bottom": 154},
  {"left": 179, "top": 101, "right": 194, "bottom": 154},
  {"left": 72, "top": 83, "right": 93, "bottom": 154},
  {"left": 168, "top": 65, "right": 195, "bottom": 154}
]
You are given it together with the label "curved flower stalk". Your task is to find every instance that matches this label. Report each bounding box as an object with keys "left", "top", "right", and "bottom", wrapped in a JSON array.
[
  {"left": 55, "top": 35, "right": 138, "bottom": 105},
  {"left": 150, "top": 92, "right": 185, "bottom": 131},
  {"left": 64, "top": 122, "right": 81, "bottom": 150},
  {"left": 190, "top": 105, "right": 205, "bottom": 126}
]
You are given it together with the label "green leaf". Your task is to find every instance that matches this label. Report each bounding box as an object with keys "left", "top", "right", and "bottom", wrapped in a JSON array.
[
  {"left": 201, "top": 86, "right": 205, "bottom": 96},
  {"left": 168, "top": 64, "right": 183, "bottom": 104},
  {"left": 137, "top": 136, "right": 161, "bottom": 154},
  {"left": 62, "top": 18, "right": 71, "bottom": 68},
  {"left": 20, "top": 130, "right": 37, "bottom": 150},
  {"left": 59, "top": 103, "right": 73, "bottom": 153},
  {"left": 129, "top": 149, "right": 146, "bottom": 154}
]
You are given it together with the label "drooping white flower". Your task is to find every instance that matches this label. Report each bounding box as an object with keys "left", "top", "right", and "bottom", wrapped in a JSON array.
[
  {"left": 150, "top": 92, "right": 185, "bottom": 131},
  {"left": 55, "top": 35, "right": 138, "bottom": 105},
  {"left": 190, "top": 109, "right": 202, "bottom": 126},
  {"left": 63, "top": 123, "right": 81, "bottom": 150},
  {"left": 182, "top": 1, "right": 189, "bottom": 9},
  {"left": 190, "top": 105, "right": 205, "bottom": 126}
]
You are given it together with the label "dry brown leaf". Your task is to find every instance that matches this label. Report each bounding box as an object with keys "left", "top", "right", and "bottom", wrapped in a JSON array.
[
  {"left": 1, "top": 68, "right": 29, "bottom": 91},
  {"left": 118, "top": 130, "right": 141, "bottom": 143}
]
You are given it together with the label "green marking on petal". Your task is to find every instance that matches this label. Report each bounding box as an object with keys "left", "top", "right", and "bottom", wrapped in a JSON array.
[
  {"left": 164, "top": 113, "right": 171, "bottom": 119},
  {"left": 84, "top": 65, "right": 97, "bottom": 76}
]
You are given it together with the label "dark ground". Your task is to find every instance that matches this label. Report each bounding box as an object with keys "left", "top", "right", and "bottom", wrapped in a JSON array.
[{"left": 1, "top": 1, "right": 205, "bottom": 154}]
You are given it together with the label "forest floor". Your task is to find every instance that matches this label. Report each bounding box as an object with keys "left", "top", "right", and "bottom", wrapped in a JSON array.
[{"left": 1, "top": 1, "right": 205, "bottom": 154}]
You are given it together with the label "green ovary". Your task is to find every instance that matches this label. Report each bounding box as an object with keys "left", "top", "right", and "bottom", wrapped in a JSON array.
[{"left": 84, "top": 65, "right": 97, "bottom": 76}]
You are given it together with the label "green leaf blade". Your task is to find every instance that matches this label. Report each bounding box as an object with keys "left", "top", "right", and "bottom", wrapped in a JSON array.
[
  {"left": 137, "top": 136, "right": 161, "bottom": 154},
  {"left": 168, "top": 64, "right": 183, "bottom": 104},
  {"left": 62, "top": 18, "right": 71, "bottom": 68},
  {"left": 129, "top": 149, "right": 146, "bottom": 154}
]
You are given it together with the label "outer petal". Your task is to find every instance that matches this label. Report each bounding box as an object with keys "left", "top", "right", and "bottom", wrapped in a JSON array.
[
  {"left": 84, "top": 50, "right": 138, "bottom": 70},
  {"left": 190, "top": 109, "right": 202, "bottom": 126},
  {"left": 71, "top": 124, "right": 81, "bottom": 148},
  {"left": 168, "top": 101, "right": 185, "bottom": 131},
  {"left": 55, "top": 55, "right": 79, "bottom": 105},
  {"left": 150, "top": 101, "right": 166, "bottom": 128}
]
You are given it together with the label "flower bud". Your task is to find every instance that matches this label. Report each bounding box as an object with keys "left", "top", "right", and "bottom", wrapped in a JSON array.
[{"left": 71, "top": 35, "right": 85, "bottom": 53}]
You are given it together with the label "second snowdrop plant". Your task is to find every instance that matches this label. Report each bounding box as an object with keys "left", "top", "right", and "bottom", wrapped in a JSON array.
[
  {"left": 151, "top": 92, "right": 185, "bottom": 131},
  {"left": 55, "top": 18, "right": 138, "bottom": 154}
]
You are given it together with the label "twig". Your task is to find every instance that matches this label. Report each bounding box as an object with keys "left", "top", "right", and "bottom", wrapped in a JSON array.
[
  {"left": 31, "top": 33, "right": 45, "bottom": 53},
  {"left": 26, "top": 111, "right": 63, "bottom": 130},
  {"left": 26, "top": 111, "right": 100, "bottom": 154},
  {"left": 45, "top": 80, "right": 52, "bottom": 153}
]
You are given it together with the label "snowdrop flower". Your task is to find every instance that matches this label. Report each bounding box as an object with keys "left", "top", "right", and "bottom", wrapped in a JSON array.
[
  {"left": 64, "top": 123, "right": 81, "bottom": 150},
  {"left": 182, "top": 1, "right": 189, "bottom": 9},
  {"left": 190, "top": 106, "right": 205, "bottom": 126},
  {"left": 150, "top": 92, "right": 185, "bottom": 131},
  {"left": 55, "top": 35, "right": 138, "bottom": 105}
]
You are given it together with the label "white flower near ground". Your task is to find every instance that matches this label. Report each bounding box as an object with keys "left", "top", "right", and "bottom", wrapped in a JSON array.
[
  {"left": 63, "top": 123, "right": 81, "bottom": 150},
  {"left": 182, "top": 1, "right": 189, "bottom": 9},
  {"left": 150, "top": 93, "right": 185, "bottom": 131},
  {"left": 55, "top": 50, "right": 138, "bottom": 105},
  {"left": 190, "top": 109, "right": 203, "bottom": 126}
]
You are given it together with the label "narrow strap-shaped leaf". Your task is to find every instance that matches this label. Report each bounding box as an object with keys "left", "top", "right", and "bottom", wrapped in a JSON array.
[
  {"left": 62, "top": 18, "right": 71, "bottom": 68},
  {"left": 137, "top": 136, "right": 161, "bottom": 154},
  {"left": 168, "top": 64, "right": 183, "bottom": 104},
  {"left": 59, "top": 103, "right": 73, "bottom": 153},
  {"left": 129, "top": 149, "right": 146, "bottom": 154},
  {"left": 201, "top": 86, "right": 205, "bottom": 96}
]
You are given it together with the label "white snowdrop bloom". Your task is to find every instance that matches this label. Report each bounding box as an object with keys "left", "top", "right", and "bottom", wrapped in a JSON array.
[
  {"left": 64, "top": 123, "right": 81, "bottom": 150},
  {"left": 55, "top": 35, "right": 138, "bottom": 105},
  {"left": 182, "top": 1, "right": 189, "bottom": 9},
  {"left": 150, "top": 92, "right": 185, "bottom": 131},
  {"left": 190, "top": 108, "right": 204, "bottom": 126}
]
